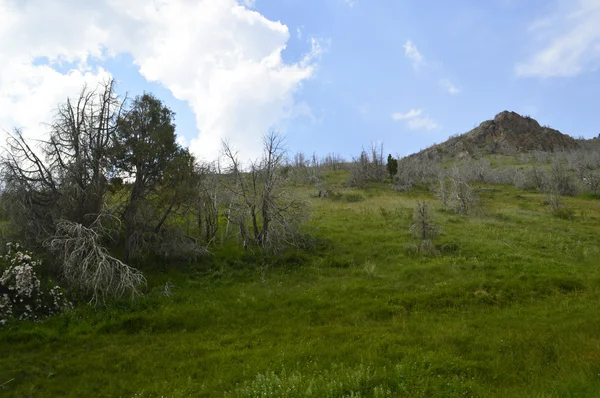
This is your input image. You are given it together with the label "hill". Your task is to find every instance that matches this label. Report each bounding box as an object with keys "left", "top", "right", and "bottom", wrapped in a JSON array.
[
  {"left": 415, "top": 111, "right": 580, "bottom": 159},
  {"left": 2, "top": 170, "right": 600, "bottom": 396}
]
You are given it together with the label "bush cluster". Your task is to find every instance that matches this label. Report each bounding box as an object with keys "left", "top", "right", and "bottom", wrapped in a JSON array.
[{"left": 0, "top": 242, "right": 71, "bottom": 325}]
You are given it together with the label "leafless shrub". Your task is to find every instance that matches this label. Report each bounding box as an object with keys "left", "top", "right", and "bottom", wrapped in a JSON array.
[
  {"left": 434, "top": 174, "right": 450, "bottom": 209},
  {"left": 527, "top": 164, "right": 549, "bottom": 191},
  {"left": 348, "top": 150, "right": 370, "bottom": 187},
  {"left": 533, "top": 150, "right": 550, "bottom": 164},
  {"left": 410, "top": 201, "right": 439, "bottom": 241},
  {"left": 546, "top": 190, "right": 562, "bottom": 213},
  {"left": 567, "top": 149, "right": 600, "bottom": 195},
  {"left": 513, "top": 168, "right": 535, "bottom": 190},
  {"left": 194, "top": 161, "right": 221, "bottom": 244},
  {"left": 393, "top": 155, "right": 441, "bottom": 191},
  {"left": 348, "top": 142, "right": 386, "bottom": 187},
  {"left": 292, "top": 152, "right": 310, "bottom": 168},
  {"left": 369, "top": 142, "right": 386, "bottom": 182},
  {"left": 583, "top": 171, "right": 600, "bottom": 195},
  {"left": 485, "top": 166, "right": 516, "bottom": 185},
  {"left": 222, "top": 132, "right": 309, "bottom": 251},
  {"left": 323, "top": 153, "right": 346, "bottom": 170},
  {"left": 518, "top": 153, "right": 530, "bottom": 164},
  {"left": 46, "top": 217, "right": 146, "bottom": 303},
  {"left": 548, "top": 159, "right": 577, "bottom": 196},
  {"left": 289, "top": 156, "right": 322, "bottom": 185},
  {"left": 462, "top": 156, "right": 491, "bottom": 182},
  {"left": 441, "top": 165, "right": 478, "bottom": 214}
]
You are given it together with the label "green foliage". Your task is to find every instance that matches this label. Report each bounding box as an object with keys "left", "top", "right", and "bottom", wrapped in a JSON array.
[
  {"left": 386, "top": 153, "right": 398, "bottom": 179},
  {"left": 115, "top": 93, "right": 180, "bottom": 188},
  {"left": 116, "top": 93, "right": 197, "bottom": 262}
]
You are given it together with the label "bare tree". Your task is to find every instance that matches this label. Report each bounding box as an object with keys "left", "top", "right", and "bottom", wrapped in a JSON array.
[
  {"left": 410, "top": 201, "right": 439, "bottom": 241},
  {"left": 292, "top": 152, "right": 309, "bottom": 168},
  {"left": 1, "top": 79, "right": 123, "bottom": 246},
  {"left": 369, "top": 142, "right": 386, "bottom": 182},
  {"left": 222, "top": 132, "right": 308, "bottom": 251},
  {"left": 194, "top": 161, "right": 221, "bottom": 244},
  {"left": 348, "top": 149, "right": 370, "bottom": 187},
  {"left": 348, "top": 142, "right": 386, "bottom": 187},
  {"left": 323, "top": 153, "right": 346, "bottom": 170},
  {"left": 408, "top": 201, "right": 440, "bottom": 256}
]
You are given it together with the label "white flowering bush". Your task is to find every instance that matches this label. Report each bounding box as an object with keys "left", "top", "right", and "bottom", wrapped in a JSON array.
[{"left": 0, "top": 242, "right": 71, "bottom": 325}]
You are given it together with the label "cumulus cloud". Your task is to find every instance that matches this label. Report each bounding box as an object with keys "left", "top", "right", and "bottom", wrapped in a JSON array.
[
  {"left": 392, "top": 109, "right": 438, "bottom": 131},
  {"left": 403, "top": 40, "right": 425, "bottom": 70},
  {"left": 0, "top": 0, "right": 322, "bottom": 161},
  {"left": 0, "top": 0, "right": 112, "bottom": 144},
  {"left": 343, "top": 0, "right": 358, "bottom": 7},
  {"left": 516, "top": 0, "right": 600, "bottom": 78}
]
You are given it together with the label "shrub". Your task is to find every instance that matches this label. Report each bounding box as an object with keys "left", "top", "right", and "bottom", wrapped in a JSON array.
[
  {"left": 0, "top": 243, "right": 71, "bottom": 325},
  {"left": 437, "top": 166, "right": 478, "bottom": 214},
  {"left": 548, "top": 159, "right": 577, "bottom": 196},
  {"left": 527, "top": 164, "right": 549, "bottom": 191},
  {"left": 408, "top": 202, "right": 440, "bottom": 256},
  {"left": 410, "top": 201, "right": 439, "bottom": 241}
]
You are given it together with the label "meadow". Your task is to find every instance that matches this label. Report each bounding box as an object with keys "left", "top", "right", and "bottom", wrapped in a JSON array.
[{"left": 2, "top": 169, "right": 600, "bottom": 397}]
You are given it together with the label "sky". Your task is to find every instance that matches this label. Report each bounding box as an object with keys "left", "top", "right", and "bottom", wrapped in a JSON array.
[{"left": 1, "top": 0, "right": 600, "bottom": 163}]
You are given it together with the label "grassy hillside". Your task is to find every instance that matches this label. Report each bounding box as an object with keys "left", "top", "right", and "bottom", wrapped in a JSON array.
[{"left": 2, "top": 169, "right": 600, "bottom": 397}]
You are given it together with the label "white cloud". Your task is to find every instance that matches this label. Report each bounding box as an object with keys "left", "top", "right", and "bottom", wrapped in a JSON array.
[
  {"left": 440, "top": 79, "right": 461, "bottom": 94},
  {"left": 392, "top": 109, "right": 423, "bottom": 120},
  {"left": 392, "top": 108, "right": 438, "bottom": 131},
  {"left": 403, "top": 40, "right": 425, "bottom": 70},
  {"left": 0, "top": 0, "right": 323, "bottom": 161},
  {"left": 343, "top": 0, "right": 358, "bottom": 7},
  {"left": 406, "top": 117, "right": 438, "bottom": 131},
  {"left": 516, "top": 0, "right": 600, "bottom": 78}
]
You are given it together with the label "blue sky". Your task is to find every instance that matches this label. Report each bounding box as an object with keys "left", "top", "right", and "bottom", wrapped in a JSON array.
[{"left": 1, "top": 0, "right": 599, "bottom": 161}]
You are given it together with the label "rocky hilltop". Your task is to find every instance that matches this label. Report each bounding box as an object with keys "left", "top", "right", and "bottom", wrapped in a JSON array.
[{"left": 415, "top": 111, "right": 579, "bottom": 158}]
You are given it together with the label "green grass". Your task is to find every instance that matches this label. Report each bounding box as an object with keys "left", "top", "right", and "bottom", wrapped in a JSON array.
[{"left": 2, "top": 172, "right": 600, "bottom": 397}]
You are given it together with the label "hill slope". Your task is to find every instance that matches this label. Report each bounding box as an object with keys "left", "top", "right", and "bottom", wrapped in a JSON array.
[{"left": 2, "top": 173, "right": 600, "bottom": 396}]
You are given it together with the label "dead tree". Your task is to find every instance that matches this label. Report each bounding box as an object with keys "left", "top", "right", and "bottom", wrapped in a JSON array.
[
  {"left": 195, "top": 161, "right": 221, "bottom": 244},
  {"left": 222, "top": 132, "right": 308, "bottom": 251},
  {"left": 1, "top": 79, "right": 123, "bottom": 246}
]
